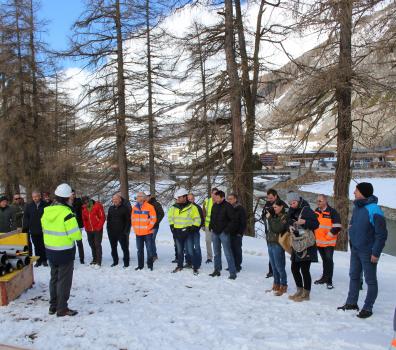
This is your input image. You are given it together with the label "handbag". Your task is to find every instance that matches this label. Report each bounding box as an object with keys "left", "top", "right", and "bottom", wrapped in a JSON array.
[
  {"left": 278, "top": 231, "right": 292, "bottom": 255},
  {"left": 289, "top": 207, "right": 316, "bottom": 257}
]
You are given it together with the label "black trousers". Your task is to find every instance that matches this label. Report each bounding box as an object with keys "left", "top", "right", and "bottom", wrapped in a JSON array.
[
  {"left": 109, "top": 232, "right": 130, "bottom": 267},
  {"left": 31, "top": 234, "right": 47, "bottom": 263},
  {"left": 49, "top": 260, "right": 74, "bottom": 312},
  {"left": 318, "top": 246, "right": 335, "bottom": 283},
  {"left": 230, "top": 235, "right": 243, "bottom": 270},
  {"left": 87, "top": 230, "right": 103, "bottom": 265},
  {"left": 76, "top": 233, "right": 85, "bottom": 263},
  {"left": 291, "top": 260, "right": 312, "bottom": 291}
]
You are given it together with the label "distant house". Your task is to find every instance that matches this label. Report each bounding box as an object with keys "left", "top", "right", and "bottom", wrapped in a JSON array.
[{"left": 258, "top": 146, "right": 396, "bottom": 169}]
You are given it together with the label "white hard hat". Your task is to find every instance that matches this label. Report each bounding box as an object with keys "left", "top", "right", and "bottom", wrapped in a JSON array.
[
  {"left": 174, "top": 188, "right": 188, "bottom": 199},
  {"left": 54, "top": 183, "right": 73, "bottom": 198}
]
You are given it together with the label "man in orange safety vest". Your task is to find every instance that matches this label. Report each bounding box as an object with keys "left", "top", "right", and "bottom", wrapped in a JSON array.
[{"left": 314, "top": 194, "right": 342, "bottom": 289}]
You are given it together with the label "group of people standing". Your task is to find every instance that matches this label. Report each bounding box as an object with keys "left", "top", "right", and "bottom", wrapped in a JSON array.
[
  {"left": 0, "top": 180, "right": 388, "bottom": 320},
  {"left": 168, "top": 188, "right": 246, "bottom": 279},
  {"left": 260, "top": 183, "right": 388, "bottom": 319},
  {"left": 0, "top": 190, "right": 84, "bottom": 267}
]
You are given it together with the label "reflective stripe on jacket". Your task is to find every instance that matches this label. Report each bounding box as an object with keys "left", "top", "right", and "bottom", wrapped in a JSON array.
[
  {"left": 168, "top": 203, "right": 201, "bottom": 229},
  {"left": 204, "top": 198, "right": 213, "bottom": 228},
  {"left": 41, "top": 204, "right": 82, "bottom": 253},
  {"left": 314, "top": 206, "right": 341, "bottom": 247},
  {"left": 131, "top": 202, "right": 157, "bottom": 236}
]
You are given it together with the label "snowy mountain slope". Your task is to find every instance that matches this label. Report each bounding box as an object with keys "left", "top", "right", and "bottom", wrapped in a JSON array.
[
  {"left": 0, "top": 223, "right": 395, "bottom": 350},
  {"left": 257, "top": 2, "right": 396, "bottom": 149}
]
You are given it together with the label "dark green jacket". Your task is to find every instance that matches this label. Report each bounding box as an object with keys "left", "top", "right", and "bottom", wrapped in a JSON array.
[
  {"left": 0, "top": 206, "right": 16, "bottom": 233},
  {"left": 11, "top": 204, "right": 25, "bottom": 228},
  {"left": 266, "top": 212, "right": 288, "bottom": 244}
]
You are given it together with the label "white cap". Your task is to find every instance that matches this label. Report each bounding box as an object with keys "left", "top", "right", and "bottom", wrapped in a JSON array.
[
  {"left": 174, "top": 188, "right": 188, "bottom": 199},
  {"left": 54, "top": 183, "right": 73, "bottom": 198}
]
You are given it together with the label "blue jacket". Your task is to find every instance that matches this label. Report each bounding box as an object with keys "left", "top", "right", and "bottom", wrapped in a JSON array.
[{"left": 349, "top": 196, "right": 388, "bottom": 258}]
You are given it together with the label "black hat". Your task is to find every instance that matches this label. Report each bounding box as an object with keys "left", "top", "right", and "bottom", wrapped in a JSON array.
[
  {"left": 356, "top": 182, "right": 374, "bottom": 198},
  {"left": 0, "top": 195, "right": 8, "bottom": 202}
]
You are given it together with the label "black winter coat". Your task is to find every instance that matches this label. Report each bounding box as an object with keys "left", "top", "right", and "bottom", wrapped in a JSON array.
[
  {"left": 209, "top": 200, "right": 236, "bottom": 235},
  {"left": 148, "top": 198, "right": 165, "bottom": 229},
  {"left": 230, "top": 204, "right": 247, "bottom": 236},
  {"left": 71, "top": 197, "right": 84, "bottom": 228},
  {"left": 288, "top": 198, "right": 319, "bottom": 263},
  {"left": 22, "top": 200, "right": 48, "bottom": 236},
  {"left": 107, "top": 203, "right": 131, "bottom": 236}
]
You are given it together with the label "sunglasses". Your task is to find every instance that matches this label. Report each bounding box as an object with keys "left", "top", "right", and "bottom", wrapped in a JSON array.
[{"left": 14, "top": 197, "right": 22, "bottom": 200}]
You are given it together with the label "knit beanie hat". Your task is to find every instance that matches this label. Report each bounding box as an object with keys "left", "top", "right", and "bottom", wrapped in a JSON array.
[
  {"left": 0, "top": 195, "right": 8, "bottom": 202},
  {"left": 286, "top": 191, "right": 300, "bottom": 203},
  {"left": 356, "top": 182, "right": 374, "bottom": 198}
]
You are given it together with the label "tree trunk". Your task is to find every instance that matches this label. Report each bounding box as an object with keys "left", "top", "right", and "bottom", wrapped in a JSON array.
[
  {"left": 15, "top": 1, "right": 30, "bottom": 196},
  {"left": 234, "top": 0, "right": 266, "bottom": 236},
  {"left": 196, "top": 26, "right": 212, "bottom": 197},
  {"left": 29, "top": 0, "right": 41, "bottom": 191},
  {"left": 224, "top": 0, "right": 244, "bottom": 196},
  {"left": 146, "top": 0, "right": 156, "bottom": 195},
  {"left": 334, "top": 0, "right": 353, "bottom": 252},
  {"left": 115, "top": 0, "right": 129, "bottom": 200}
]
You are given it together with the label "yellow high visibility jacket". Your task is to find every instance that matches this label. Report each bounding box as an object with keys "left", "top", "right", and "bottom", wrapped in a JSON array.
[
  {"left": 168, "top": 203, "right": 201, "bottom": 229},
  {"left": 203, "top": 197, "right": 213, "bottom": 228},
  {"left": 41, "top": 204, "right": 82, "bottom": 264}
]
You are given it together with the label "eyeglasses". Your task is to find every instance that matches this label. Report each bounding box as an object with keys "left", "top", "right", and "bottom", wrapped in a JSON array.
[{"left": 14, "top": 197, "right": 22, "bottom": 200}]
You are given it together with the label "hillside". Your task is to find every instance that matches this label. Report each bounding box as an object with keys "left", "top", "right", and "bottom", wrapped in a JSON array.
[{"left": 256, "top": 2, "right": 396, "bottom": 150}]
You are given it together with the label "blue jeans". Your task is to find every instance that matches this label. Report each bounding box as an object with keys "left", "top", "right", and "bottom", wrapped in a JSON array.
[
  {"left": 136, "top": 234, "right": 154, "bottom": 269},
  {"left": 346, "top": 247, "right": 378, "bottom": 312},
  {"left": 175, "top": 235, "right": 195, "bottom": 269},
  {"left": 152, "top": 228, "right": 159, "bottom": 258},
  {"left": 192, "top": 230, "right": 202, "bottom": 268},
  {"left": 212, "top": 232, "right": 236, "bottom": 276},
  {"left": 267, "top": 242, "right": 287, "bottom": 286}
]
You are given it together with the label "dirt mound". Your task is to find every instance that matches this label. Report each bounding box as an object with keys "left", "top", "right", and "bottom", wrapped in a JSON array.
[{"left": 276, "top": 170, "right": 333, "bottom": 190}]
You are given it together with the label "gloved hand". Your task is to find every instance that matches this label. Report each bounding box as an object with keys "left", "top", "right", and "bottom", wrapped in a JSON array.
[{"left": 170, "top": 225, "right": 175, "bottom": 234}]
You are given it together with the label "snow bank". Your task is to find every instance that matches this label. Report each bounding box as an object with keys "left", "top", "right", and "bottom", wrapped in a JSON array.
[
  {"left": 0, "top": 225, "right": 395, "bottom": 350},
  {"left": 300, "top": 177, "right": 396, "bottom": 209}
]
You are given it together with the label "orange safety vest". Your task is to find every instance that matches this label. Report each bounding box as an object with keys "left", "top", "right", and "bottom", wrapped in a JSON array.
[
  {"left": 131, "top": 202, "right": 157, "bottom": 236},
  {"left": 314, "top": 209, "right": 341, "bottom": 247}
]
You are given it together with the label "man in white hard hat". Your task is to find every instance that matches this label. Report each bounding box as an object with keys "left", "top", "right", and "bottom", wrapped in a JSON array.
[
  {"left": 41, "top": 183, "right": 82, "bottom": 317},
  {"left": 168, "top": 188, "right": 201, "bottom": 274}
]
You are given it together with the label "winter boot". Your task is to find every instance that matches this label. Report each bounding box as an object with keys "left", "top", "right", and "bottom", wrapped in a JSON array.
[
  {"left": 293, "top": 289, "right": 310, "bottom": 302},
  {"left": 357, "top": 309, "right": 373, "bottom": 319},
  {"left": 275, "top": 285, "right": 288, "bottom": 296},
  {"left": 56, "top": 308, "right": 78, "bottom": 317},
  {"left": 266, "top": 283, "right": 280, "bottom": 293},
  {"left": 288, "top": 287, "right": 303, "bottom": 301},
  {"left": 314, "top": 277, "right": 326, "bottom": 285},
  {"left": 337, "top": 303, "right": 359, "bottom": 311},
  {"left": 209, "top": 270, "right": 221, "bottom": 277}
]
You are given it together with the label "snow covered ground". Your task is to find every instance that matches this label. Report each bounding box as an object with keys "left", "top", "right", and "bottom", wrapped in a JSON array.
[
  {"left": 300, "top": 177, "right": 396, "bottom": 209},
  {"left": 0, "top": 226, "right": 395, "bottom": 350}
]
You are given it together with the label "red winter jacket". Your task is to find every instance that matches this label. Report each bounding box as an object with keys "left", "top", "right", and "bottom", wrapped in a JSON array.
[{"left": 82, "top": 201, "right": 106, "bottom": 232}]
